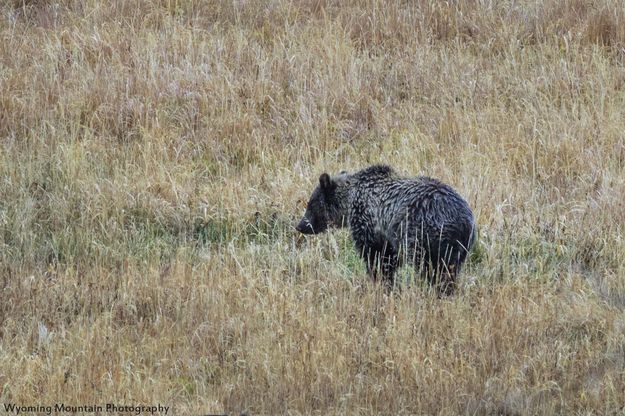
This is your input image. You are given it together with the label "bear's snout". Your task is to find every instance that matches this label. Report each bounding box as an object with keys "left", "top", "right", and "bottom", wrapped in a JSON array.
[{"left": 296, "top": 218, "right": 314, "bottom": 234}]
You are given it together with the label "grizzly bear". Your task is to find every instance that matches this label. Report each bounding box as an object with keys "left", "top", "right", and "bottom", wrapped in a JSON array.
[{"left": 296, "top": 165, "right": 476, "bottom": 295}]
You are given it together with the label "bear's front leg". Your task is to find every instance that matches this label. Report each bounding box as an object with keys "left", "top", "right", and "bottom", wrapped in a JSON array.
[
  {"left": 356, "top": 239, "right": 398, "bottom": 290},
  {"left": 379, "top": 250, "right": 399, "bottom": 291}
]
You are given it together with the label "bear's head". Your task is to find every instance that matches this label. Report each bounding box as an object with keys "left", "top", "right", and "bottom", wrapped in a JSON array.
[{"left": 296, "top": 172, "right": 349, "bottom": 234}]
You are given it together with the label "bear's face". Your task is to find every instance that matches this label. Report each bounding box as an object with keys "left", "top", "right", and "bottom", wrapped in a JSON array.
[{"left": 296, "top": 172, "right": 349, "bottom": 234}]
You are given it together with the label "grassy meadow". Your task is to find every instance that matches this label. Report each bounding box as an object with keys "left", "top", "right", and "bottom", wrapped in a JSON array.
[{"left": 1, "top": 0, "right": 625, "bottom": 414}]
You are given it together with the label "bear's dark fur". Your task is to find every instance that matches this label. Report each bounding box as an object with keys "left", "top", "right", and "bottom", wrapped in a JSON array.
[{"left": 296, "top": 165, "right": 476, "bottom": 295}]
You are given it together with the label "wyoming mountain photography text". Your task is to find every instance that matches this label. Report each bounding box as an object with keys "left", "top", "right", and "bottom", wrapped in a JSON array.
[
  {"left": 1, "top": 0, "right": 625, "bottom": 414},
  {"left": 2, "top": 403, "right": 170, "bottom": 415}
]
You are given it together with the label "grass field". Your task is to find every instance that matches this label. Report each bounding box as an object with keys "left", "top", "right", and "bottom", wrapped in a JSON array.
[{"left": 1, "top": 0, "right": 625, "bottom": 414}]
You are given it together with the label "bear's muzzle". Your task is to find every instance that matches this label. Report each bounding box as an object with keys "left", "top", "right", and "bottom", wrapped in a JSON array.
[{"left": 296, "top": 218, "right": 315, "bottom": 234}]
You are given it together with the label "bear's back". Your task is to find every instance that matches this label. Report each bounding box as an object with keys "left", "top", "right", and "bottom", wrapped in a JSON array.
[{"left": 348, "top": 166, "right": 474, "bottom": 249}]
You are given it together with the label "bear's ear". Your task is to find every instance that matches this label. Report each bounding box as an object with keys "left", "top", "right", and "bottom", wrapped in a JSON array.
[{"left": 319, "top": 173, "right": 336, "bottom": 191}]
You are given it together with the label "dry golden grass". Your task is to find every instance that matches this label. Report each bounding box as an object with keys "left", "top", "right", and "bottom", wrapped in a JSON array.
[{"left": 1, "top": 0, "right": 625, "bottom": 414}]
